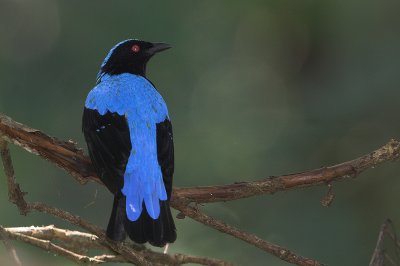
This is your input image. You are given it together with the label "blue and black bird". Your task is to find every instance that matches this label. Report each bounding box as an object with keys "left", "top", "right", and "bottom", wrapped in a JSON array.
[{"left": 82, "top": 39, "right": 176, "bottom": 247}]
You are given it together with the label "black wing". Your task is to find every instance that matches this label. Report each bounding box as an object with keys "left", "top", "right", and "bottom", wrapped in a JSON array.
[
  {"left": 82, "top": 108, "right": 131, "bottom": 194},
  {"left": 156, "top": 118, "right": 174, "bottom": 199}
]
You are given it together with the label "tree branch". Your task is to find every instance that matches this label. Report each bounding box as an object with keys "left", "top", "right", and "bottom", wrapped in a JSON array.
[
  {"left": 369, "top": 219, "right": 400, "bottom": 266},
  {"left": 1, "top": 113, "right": 398, "bottom": 206},
  {"left": 0, "top": 114, "right": 96, "bottom": 185},
  {"left": 174, "top": 203, "right": 322, "bottom": 266},
  {"left": 28, "top": 201, "right": 236, "bottom": 266},
  {"left": 4, "top": 225, "right": 107, "bottom": 252},
  {"left": 2, "top": 112, "right": 397, "bottom": 265},
  {"left": 1, "top": 226, "right": 109, "bottom": 265},
  {"left": 0, "top": 132, "right": 235, "bottom": 266},
  {"left": 0, "top": 226, "right": 22, "bottom": 266},
  {"left": 0, "top": 140, "right": 28, "bottom": 214},
  {"left": 2, "top": 226, "right": 235, "bottom": 265},
  {"left": 172, "top": 139, "right": 400, "bottom": 203}
]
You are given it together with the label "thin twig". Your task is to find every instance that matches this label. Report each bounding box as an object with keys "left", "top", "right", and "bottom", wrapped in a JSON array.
[
  {"left": 0, "top": 140, "right": 28, "bottom": 214},
  {"left": 3, "top": 226, "right": 128, "bottom": 264},
  {"left": 0, "top": 226, "right": 22, "bottom": 266},
  {"left": 172, "top": 254, "right": 236, "bottom": 266},
  {"left": 384, "top": 254, "right": 397, "bottom": 266},
  {"left": 27, "top": 202, "right": 155, "bottom": 266},
  {"left": 369, "top": 220, "right": 390, "bottom": 266},
  {"left": 3, "top": 225, "right": 234, "bottom": 266},
  {"left": 1, "top": 226, "right": 105, "bottom": 265},
  {"left": 174, "top": 203, "right": 324, "bottom": 266},
  {"left": 369, "top": 219, "right": 400, "bottom": 266},
  {"left": 27, "top": 202, "right": 234, "bottom": 266},
  {"left": 5, "top": 225, "right": 106, "bottom": 251}
]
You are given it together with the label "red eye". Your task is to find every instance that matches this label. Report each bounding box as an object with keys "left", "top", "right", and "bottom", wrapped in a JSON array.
[{"left": 131, "top": 44, "right": 140, "bottom": 53}]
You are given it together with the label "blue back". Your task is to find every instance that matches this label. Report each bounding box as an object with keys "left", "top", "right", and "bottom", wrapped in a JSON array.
[{"left": 85, "top": 73, "right": 168, "bottom": 221}]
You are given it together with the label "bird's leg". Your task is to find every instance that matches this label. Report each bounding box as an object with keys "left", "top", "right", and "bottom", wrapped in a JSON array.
[{"left": 163, "top": 243, "right": 169, "bottom": 254}]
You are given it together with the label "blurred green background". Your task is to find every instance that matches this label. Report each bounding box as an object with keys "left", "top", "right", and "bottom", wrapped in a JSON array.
[{"left": 1, "top": 0, "right": 400, "bottom": 265}]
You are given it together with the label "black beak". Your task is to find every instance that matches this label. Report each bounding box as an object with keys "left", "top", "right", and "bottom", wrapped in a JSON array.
[{"left": 147, "top": 43, "right": 172, "bottom": 56}]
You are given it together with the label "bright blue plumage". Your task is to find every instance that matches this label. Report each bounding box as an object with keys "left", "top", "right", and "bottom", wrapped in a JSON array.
[{"left": 85, "top": 73, "right": 168, "bottom": 220}]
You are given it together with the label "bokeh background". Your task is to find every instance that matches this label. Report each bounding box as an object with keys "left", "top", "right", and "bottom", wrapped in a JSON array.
[{"left": 1, "top": 0, "right": 400, "bottom": 265}]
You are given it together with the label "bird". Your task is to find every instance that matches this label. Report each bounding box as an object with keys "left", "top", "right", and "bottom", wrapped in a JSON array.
[{"left": 82, "top": 39, "right": 176, "bottom": 247}]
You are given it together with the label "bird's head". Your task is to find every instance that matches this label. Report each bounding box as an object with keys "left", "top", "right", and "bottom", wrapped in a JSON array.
[{"left": 99, "top": 39, "right": 171, "bottom": 77}]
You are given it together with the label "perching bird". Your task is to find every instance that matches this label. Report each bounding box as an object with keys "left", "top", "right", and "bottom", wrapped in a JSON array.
[{"left": 82, "top": 39, "right": 176, "bottom": 247}]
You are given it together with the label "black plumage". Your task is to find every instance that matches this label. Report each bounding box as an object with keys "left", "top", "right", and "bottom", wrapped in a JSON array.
[{"left": 82, "top": 110, "right": 176, "bottom": 246}]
